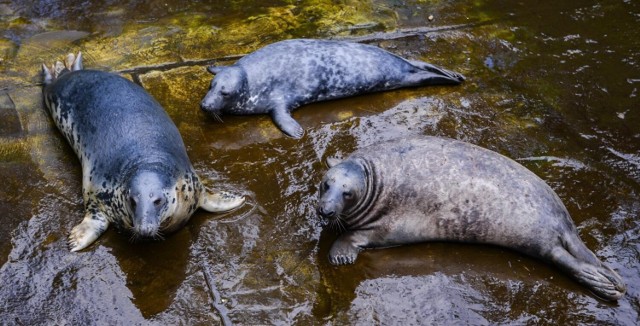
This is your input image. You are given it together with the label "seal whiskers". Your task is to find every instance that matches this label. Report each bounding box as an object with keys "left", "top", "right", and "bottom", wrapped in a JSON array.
[
  {"left": 208, "top": 110, "right": 224, "bottom": 123},
  {"left": 326, "top": 213, "right": 348, "bottom": 234}
]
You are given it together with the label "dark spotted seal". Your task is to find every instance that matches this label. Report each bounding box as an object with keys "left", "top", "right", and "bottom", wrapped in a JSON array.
[
  {"left": 200, "top": 39, "right": 465, "bottom": 138},
  {"left": 42, "top": 53, "right": 245, "bottom": 251},
  {"left": 317, "top": 136, "right": 626, "bottom": 301}
]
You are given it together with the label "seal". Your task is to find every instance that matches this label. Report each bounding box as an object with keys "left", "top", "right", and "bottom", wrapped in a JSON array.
[
  {"left": 317, "top": 136, "right": 626, "bottom": 301},
  {"left": 200, "top": 39, "right": 465, "bottom": 138},
  {"left": 42, "top": 53, "right": 245, "bottom": 251}
]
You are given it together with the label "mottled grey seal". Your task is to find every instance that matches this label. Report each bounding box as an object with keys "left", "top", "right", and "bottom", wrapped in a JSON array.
[
  {"left": 42, "top": 53, "right": 245, "bottom": 251},
  {"left": 317, "top": 136, "right": 626, "bottom": 301},
  {"left": 200, "top": 38, "right": 465, "bottom": 138}
]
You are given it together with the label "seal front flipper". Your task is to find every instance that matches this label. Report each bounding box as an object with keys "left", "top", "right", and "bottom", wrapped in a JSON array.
[
  {"left": 271, "top": 106, "right": 304, "bottom": 139},
  {"left": 328, "top": 231, "right": 372, "bottom": 265},
  {"left": 200, "top": 190, "right": 245, "bottom": 212},
  {"left": 68, "top": 211, "right": 109, "bottom": 252}
]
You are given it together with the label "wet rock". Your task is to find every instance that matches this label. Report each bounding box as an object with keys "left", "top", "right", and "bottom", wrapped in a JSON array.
[
  {"left": 0, "top": 0, "right": 639, "bottom": 324},
  {"left": 0, "top": 92, "right": 21, "bottom": 137},
  {"left": 0, "top": 38, "right": 17, "bottom": 65},
  {"left": 25, "top": 30, "right": 90, "bottom": 48}
]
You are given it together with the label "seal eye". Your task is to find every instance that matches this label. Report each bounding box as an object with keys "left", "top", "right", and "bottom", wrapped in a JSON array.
[
  {"left": 220, "top": 90, "right": 230, "bottom": 97},
  {"left": 322, "top": 181, "right": 330, "bottom": 192},
  {"left": 343, "top": 191, "right": 353, "bottom": 200},
  {"left": 129, "top": 197, "right": 137, "bottom": 210},
  {"left": 153, "top": 198, "right": 162, "bottom": 206}
]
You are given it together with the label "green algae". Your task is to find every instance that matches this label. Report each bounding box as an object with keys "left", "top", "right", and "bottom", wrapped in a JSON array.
[
  {"left": 0, "top": 139, "right": 28, "bottom": 162},
  {"left": 0, "top": 0, "right": 400, "bottom": 74}
]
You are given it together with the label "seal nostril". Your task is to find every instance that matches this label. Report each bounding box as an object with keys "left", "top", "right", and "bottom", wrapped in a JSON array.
[{"left": 318, "top": 207, "right": 335, "bottom": 218}]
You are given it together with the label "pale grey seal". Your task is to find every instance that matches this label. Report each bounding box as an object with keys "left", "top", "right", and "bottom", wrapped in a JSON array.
[
  {"left": 200, "top": 39, "right": 464, "bottom": 138},
  {"left": 317, "top": 136, "right": 626, "bottom": 301}
]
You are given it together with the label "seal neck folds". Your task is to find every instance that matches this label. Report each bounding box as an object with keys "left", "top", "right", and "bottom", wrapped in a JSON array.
[
  {"left": 318, "top": 157, "right": 381, "bottom": 231},
  {"left": 343, "top": 158, "right": 381, "bottom": 230}
]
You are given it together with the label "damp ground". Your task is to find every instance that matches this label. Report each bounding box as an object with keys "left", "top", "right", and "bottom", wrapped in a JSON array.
[{"left": 1, "top": 0, "right": 639, "bottom": 324}]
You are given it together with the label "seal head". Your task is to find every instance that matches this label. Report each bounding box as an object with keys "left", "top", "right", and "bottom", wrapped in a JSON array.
[
  {"left": 127, "top": 170, "right": 170, "bottom": 239},
  {"left": 318, "top": 158, "right": 366, "bottom": 225},
  {"left": 200, "top": 66, "right": 248, "bottom": 121}
]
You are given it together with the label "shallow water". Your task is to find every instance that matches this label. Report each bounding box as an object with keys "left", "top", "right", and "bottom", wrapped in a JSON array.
[{"left": 1, "top": 0, "right": 639, "bottom": 324}]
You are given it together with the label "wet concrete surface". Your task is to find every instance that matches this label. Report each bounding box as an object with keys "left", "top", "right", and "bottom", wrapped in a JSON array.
[{"left": 0, "top": 0, "right": 639, "bottom": 324}]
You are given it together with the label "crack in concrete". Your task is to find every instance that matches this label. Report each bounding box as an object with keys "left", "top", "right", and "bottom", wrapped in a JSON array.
[
  {"left": 117, "top": 22, "right": 491, "bottom": 77},
  {"left": 201, "top": 262, "right": 233, "bottom": 326}
]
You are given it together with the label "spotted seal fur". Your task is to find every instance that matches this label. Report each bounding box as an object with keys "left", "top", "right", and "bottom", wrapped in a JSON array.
[
  {"left": 42, "top": 53, "right": 245, "bottom": 251},
  {"left": 200, "top": 39, "right": 465, "bottom": 138}
]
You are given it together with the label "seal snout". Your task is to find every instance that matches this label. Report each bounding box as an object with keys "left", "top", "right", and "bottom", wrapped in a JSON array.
[
  {"left": 200, "top": 97, "right": 213, "bottom": 111},
  {"left": 128, "top": 171, "right": 170, "bottom": 239},
  {"left": 317, "top": 206, "right": 336, "bottom": 219},
  {"left": 131, "top": 193, "right": 166, "bottom": 239},
  {"left": 135, "top": 222, "right": 161, "bottom": 239},
  {"left": 200, "top": 97, "right": 224, "bottom": 123},
  {"left": 200, "top": 98, "right": 215, "bottom": 113}
]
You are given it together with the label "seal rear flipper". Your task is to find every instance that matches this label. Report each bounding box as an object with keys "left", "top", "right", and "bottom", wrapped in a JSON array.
[
  {"left": 68, "top": 211, "right": 109, "bottom": 252},
  {"left": 406, "top": 60, "right": 465, "bottom": 84},
  {"left": 42, "top": 52, "right": 83, "bottom": 85},
  {"left": 41, "top": 62, "right": 64, "bottom": 86},
  {"left": 42, "top": 63, "right": 53, "bottom": 85},
  {"left": 66, "top": 51, "right": 83, "bottom": 71},
  {"left": 200, "top": 190, "right": 245, "bottom": 212},
  {"left": 549, "top": 245, "right": 626, "bottom": 300},
  {"left": 272, "top": 107, "right": 304, "bottom": 139}
]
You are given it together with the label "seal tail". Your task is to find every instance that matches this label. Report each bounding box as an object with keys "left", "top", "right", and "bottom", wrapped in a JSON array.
[
  {"left": 406, "top": 59, "right": 465, "bottom": 84},
  {"left": 550, "top": 233, "right": 626, "bottom": 301},
  {"left": 42, "top": 52, "right": 83, "bottom": 85}
]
